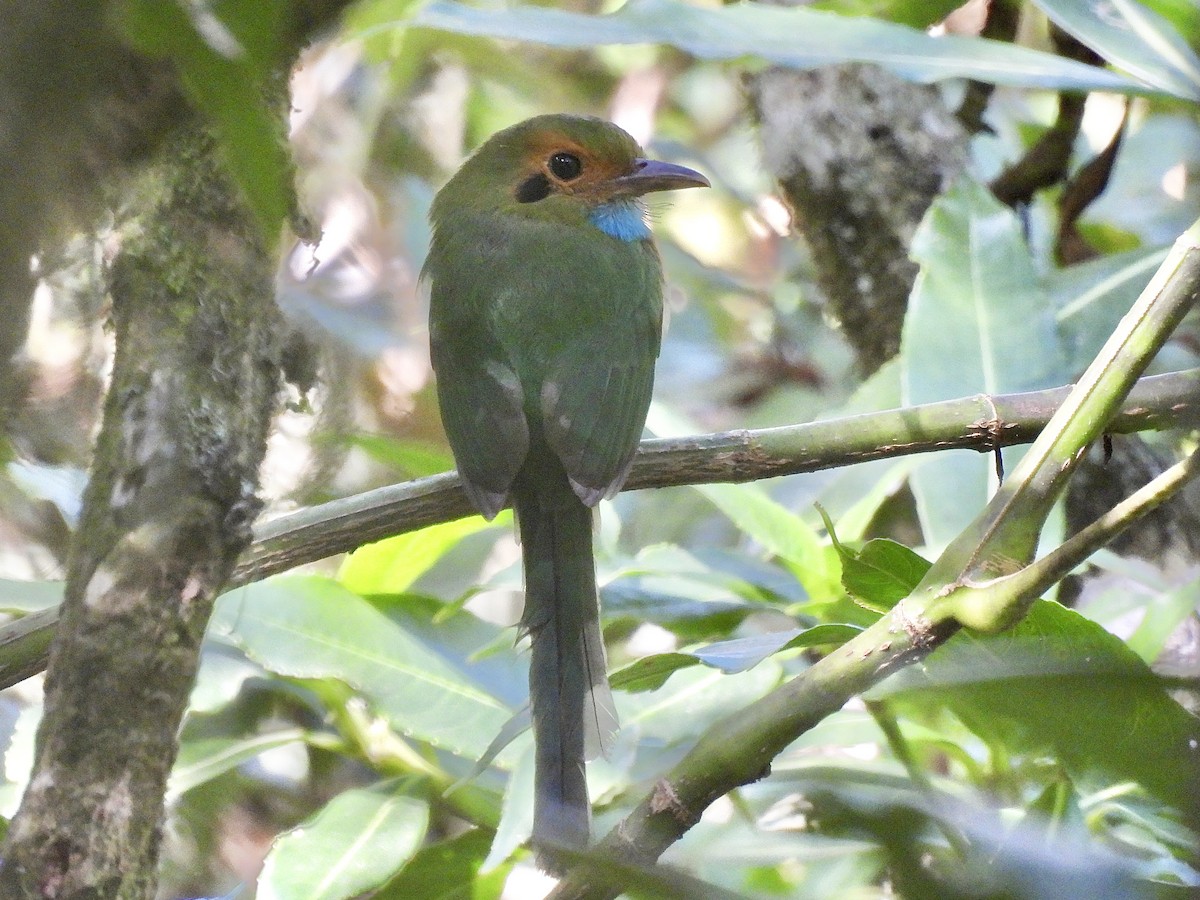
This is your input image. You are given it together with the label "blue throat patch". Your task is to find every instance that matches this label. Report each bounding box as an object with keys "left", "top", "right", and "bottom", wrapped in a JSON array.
[{"left": 589, "top": 200, "right": 651, "bottom": 242}]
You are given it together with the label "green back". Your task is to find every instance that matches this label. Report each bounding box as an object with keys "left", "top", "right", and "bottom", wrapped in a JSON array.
[{"left": 427, "top": 207, "right": 662, "bottom": 517}]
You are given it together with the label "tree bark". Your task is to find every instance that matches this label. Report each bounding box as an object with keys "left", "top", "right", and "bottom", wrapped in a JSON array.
[
  {"left": 0, "top": 2, "right": 356, "bottom": 894},
  {"left": 748, "top": 63, "right": 969, "bottom": 372},
  {"left": 0, "top": 126, "right": 282, "bottom": 899}
]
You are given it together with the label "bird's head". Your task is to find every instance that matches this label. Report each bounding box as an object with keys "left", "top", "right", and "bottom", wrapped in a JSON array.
[{"left": 431, "top": 114, "right": 709, "bottom": 242}]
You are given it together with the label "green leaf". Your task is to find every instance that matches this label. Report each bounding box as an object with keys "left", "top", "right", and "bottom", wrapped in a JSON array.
[
  {"left": 400, "top": 0, "right": 1154, "bottom": 94},
  {"left": 840, "top": 539, "right": 932, "bottom": 610},
  {"left": 878, "top": 599, "right": 1200, "bottom": 815},
  {"left": 118, "top": 0, "right": 289, "bottom": 240},
  {"left": 1125, "top": 572, "right": 1200, "bottom": 664},
  {"left": 1137, "top": 0, "right": 1200, "bottom": 44},
  {"left": 602, "top": 545, "right": 759, "bottom": 638},
  {"left": 374, "top": 829, "right": 509, "bottom": 900},
  {"left": 1051, "top": 245, "right": 1171, "bottom": 375},
  {"left": 209, "top": 577, "right": 511, "bottom": 759},
  {"left": 1032, "top": 0, "right": 1200, "bottom": 101},
  {"left": 168, "top": 728, "right": 307, "bottom": 801},
  {"left": 339, "top": 514, "right": 503, "bottom": 596},
  {"left": 902, "top": 177, "right": 1061, "bottom": 550},
  {"left": 698, "top": 483, "right": 840, "bottom": 599},
  {"left": 485, "top": 741, "right": 535, "bottom": 871},
  {"left": 610, "top": 624, "right": 862, "bottom": 692},
  {"left": 618, "top": 661, "right": 783, "bottom": 745},
  {"left": 259, "top": 784, "right": 429, "bottom": 900},
  {"left": 809, "top": 0, "right": 964, "bottom": 29},
  {"left": 187, "top": 643, "right": 263, "bottom": 714},
  {"left": 338, "top": 432, "right": 455, "bottom": 478}
]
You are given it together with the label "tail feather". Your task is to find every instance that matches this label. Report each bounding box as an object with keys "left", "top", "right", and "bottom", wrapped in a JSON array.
[{"left": 516, "top": 479, "right": 614, "bottom": 867}]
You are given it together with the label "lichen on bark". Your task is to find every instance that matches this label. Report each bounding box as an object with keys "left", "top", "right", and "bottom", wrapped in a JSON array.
[
  {"left": 0, "top": 126, "right": 283, "bottom": 899},
  {"left": 748, "top": 63, "right": 969, "bottom": 373}
]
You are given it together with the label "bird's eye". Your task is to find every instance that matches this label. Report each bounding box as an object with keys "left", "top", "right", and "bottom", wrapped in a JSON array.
[{"left": 548, "top": 152, "right": 582, "bottom": 181}]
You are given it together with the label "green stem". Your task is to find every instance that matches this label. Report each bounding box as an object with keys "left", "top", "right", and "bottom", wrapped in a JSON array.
[{"left": 866, "top": 699, "right": 972, "bottom": 858}]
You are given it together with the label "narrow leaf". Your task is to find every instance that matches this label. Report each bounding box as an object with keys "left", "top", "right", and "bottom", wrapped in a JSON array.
[
  {"left": 398, "top": 0, "right": 1152, "bottom": 93},
  {"left": 610, "top": 624, "right": 861, "bottom": 692},
  {"left": 1032, "top": 0, "right": 1200, "bottom": 100}
]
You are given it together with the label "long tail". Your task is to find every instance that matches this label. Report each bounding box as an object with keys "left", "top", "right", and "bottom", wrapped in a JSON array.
[{"left": 515, "top": 474, "right": 617, "bottom": 868}]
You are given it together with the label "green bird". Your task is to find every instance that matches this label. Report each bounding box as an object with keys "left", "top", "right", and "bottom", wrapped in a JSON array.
[{"left": 424, "top": 114, "right": 708, "bottom": 861}]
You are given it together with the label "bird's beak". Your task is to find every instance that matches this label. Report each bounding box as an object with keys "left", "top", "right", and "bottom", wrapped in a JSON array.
[{"left": 610, "top": 159, "right": 710, "bottom": 197}]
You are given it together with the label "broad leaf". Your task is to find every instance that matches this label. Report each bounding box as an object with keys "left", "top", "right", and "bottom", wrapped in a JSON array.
[
  {"left": 169, "top": 728, "right": 308, "bottom": 801},
  {"left": 118, "top": 0, "right": 289, "bottom": 239},
  {"left": 839, "top": 539, "right": 931, "bottom": 610},
  {"left": 374, "top": 829, "right": 508, "bottom": 899},
  {"left": 902, "top": 177, "right": 1061, "bottom": 550},
  {"left": 339, "top": 515, "right": 501, "bottom": 596},
  {"left": 209, "top": 577, "right": 511, "bottom": 759},
  {"left": 1051, "top": 245, "right": 1170, "bottom": 375},
  {"left": 259, "top": 784, "right": 428, "bottom": 900},
  {"left": 618, "top": 661, "right": 783, "bottom": 746},
  {"left": 878, "top": 599, "right": 1200, "bottom": 816},
  {"left": 698, "top": 483, "right": 841, "bottom": 599}
]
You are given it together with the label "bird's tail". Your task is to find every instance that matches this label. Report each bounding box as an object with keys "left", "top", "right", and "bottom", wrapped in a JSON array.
[{"left": 516, "top": 478, "right": 617, "bottom": 867}]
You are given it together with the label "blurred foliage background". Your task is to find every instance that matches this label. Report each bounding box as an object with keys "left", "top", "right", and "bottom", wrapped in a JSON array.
[{"left": 1, "top": 0, "right": 1199, "bottom": 897}]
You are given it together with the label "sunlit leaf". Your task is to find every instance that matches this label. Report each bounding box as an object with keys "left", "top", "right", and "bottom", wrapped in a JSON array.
[
  {"left": 1032, "top": 0, "right": 1200, "bottom": 100},
  {"left": 339, "top": 515, "right": 503, "bottom": 596},
  {"left": 118, "top": 0, "right": 289, "bottom": 239},
  {"left": 902, "top": 177, "right": 1062, "bottom": 550},
  {"left": 259, "top": 784, "right": 428, "bottom": 900},
  {"left": 396, "top": 0, "right": 1155, "bottom": 93}
]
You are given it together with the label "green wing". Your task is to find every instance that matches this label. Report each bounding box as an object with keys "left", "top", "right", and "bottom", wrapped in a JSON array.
[
  {"left": 541, "top": 345, "right": 656, "bottom": 505},
  {"left": 430, "top": 313, "right": 528, "bottom": 520},
  {"left": 538, "top": 243, "right": 662, "bottom": 505}
]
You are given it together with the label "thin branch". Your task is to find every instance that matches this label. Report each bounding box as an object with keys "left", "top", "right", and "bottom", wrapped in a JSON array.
[
  {"left": 238, "top": 367, "right": 1200, "bottom": 586},
  {"left": 546, "top": 421, "right": 1200, "bottom": 900},
  {"left": 0, "top": 368, "right": 1196, "bottom": 693}
]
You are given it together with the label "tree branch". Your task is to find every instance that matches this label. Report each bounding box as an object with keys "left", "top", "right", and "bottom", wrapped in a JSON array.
[{"left": 0, "top": 368, "right": 1195, "bottom": 693}]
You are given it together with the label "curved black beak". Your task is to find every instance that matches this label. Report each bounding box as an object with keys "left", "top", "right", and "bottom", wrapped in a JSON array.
[{"left": 612, "top": 158, "right": 710, "bottom": 197}]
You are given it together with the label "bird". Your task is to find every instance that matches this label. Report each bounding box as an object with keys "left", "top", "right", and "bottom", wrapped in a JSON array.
[{"left": 423, "top": 114, "right": 708, "bottom": 865}]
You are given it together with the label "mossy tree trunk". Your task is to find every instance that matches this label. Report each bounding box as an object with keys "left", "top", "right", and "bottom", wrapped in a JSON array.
[
  {"left": 0, "top": 2, "right": 355, "bottom": 895},
  {"left": 0, "top": 127, "right": 282, "bottom": 899}
]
